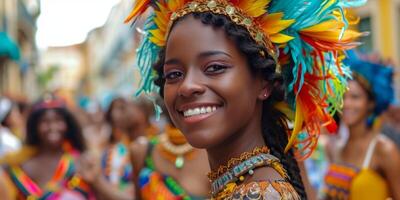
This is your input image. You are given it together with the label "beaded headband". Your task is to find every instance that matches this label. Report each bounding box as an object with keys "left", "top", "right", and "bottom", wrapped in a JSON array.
[
  {"left": 125, "top": 0, "right": 367, "bottom": 159},
  {"left": 169, "top": 0, "right": 281, "bottom": 63}
]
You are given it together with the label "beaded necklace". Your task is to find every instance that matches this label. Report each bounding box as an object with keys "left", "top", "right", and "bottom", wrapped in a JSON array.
[{"left": 158, "top": 125, "right": 196, "bottom": 169}]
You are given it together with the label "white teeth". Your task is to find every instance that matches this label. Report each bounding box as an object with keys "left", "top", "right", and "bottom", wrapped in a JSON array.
[{"left": 183, "top": 106, "right": 218, "bottom": 117}]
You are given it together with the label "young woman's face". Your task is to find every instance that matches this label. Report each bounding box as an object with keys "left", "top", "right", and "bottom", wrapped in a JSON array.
[
  {"left": 37, "top": 109, "right": 67, "bottom": 148},
  {"left": 163, "top": 16, "right": 265, "bottom": 149},
  {"left": 342, "top": 80, "right": 373, "bottom": 127},
  {"left": 110, "top": 99, "right": 129, "bottom": 129}
]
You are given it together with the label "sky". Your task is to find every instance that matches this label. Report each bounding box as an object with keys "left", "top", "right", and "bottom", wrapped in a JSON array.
[{"left": 36, "top": 0, "right": 121, "bottom": 49}]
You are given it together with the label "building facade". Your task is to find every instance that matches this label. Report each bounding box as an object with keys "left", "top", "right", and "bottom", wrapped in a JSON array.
[{"left": 0, "top": 0, "right": 40, "bottom": 99}]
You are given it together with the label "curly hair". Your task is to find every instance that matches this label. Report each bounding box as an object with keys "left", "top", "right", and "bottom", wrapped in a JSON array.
[
  {"left": 26, "top": 107, "right": 86, "bottom": 152},
  {"left": 153, "top": 12, "right": 306, "bottom": 199}
]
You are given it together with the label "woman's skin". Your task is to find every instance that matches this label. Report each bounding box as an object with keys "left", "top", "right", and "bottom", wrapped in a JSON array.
[
  {"left": 163, "top": 16, "right": 282, "bottom": 183},
  {"left": 338, "top": 80, "right": 400, "bottom": 199},
  {"left": 20, "top": 110, "right": 66, "bottom": 188}
]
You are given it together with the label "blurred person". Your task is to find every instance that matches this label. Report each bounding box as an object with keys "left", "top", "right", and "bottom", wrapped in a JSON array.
[
  {"left": 0, "top": 97, "right": 21, "bottom": 157},
  {"left": 79, "top": 97, "right": 134, "bottom": 200},
  {"left": 82, "top": 101, "right": 111, "bottom": 153},
  {"left": 131, "top": 98, "right": 161, "bottom": 139},
  {"left": 323, "top": 52, "right": 400, "bottom": 200},
  {"left": 0, "top": 97, "right": 96, "bottom": 199},
  {"left": 1, "top": 97, "right": 26, "bottom": 140},
  {"left": 381, "top": 105, "right": 400, "bottom": 149},
  {"left": 130, "top": 116, "right": 210, "bottom": 199}
]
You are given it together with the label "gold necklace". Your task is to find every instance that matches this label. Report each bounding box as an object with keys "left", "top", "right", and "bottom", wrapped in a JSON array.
[{"left": 159, "top": 132, "right": 195, "bottom": 169}]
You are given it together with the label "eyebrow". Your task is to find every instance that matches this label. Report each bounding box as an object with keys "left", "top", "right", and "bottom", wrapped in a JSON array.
[
  {"left": 165, "top": 58, "right": 181, "bottom": 65},
  {"left": 198, "top": 51, "right": 232, "bottom": 59},
  {"left": 164, "top": 50, "right": 232, "bottom": 65}
]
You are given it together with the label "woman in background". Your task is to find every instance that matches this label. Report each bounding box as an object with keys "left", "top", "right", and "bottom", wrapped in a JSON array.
[
  {"left": 0, "top": 97, "right": 95, "bottom": 200},
  {"left": 323, "top": 52, "right": 400, "bottom": 200}
]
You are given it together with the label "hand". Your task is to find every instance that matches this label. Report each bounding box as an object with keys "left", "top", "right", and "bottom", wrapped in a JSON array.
[{"left": 77, "top": 151, "right": 102, "bottom": 184}]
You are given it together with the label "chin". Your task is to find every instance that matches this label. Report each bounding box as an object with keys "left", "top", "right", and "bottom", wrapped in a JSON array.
[{"left": 179, "top": 126, "right": 225, "bottom": 149}]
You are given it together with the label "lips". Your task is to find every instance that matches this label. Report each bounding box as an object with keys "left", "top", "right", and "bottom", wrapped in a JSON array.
[{"left": 47, "top": 131, "right": 63, "bottom": 143}]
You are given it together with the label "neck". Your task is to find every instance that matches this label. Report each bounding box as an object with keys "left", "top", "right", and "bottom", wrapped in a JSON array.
[
  {"left": 348, "top": 121, "right": 370, "bottom": 140},
  {"left": 38, "top": 145, "right": 64, "bottom": 156},
  {"left": 207, "top": 104, "right": 265, "bottom": 172}
]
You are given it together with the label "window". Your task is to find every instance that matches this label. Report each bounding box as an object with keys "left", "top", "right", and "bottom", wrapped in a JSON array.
[{"left": 358, "top": 17, "right": 373, "bottom": 54}]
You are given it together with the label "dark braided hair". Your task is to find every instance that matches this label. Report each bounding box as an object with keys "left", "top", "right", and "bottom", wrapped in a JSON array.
[{"left": 153, "top": 12, "right": 307, "bottom": 199}]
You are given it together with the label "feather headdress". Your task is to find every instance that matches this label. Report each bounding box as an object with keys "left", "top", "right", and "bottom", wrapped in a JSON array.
[{"left": 125, "top": 0, "right": 367, "bottom": 159}]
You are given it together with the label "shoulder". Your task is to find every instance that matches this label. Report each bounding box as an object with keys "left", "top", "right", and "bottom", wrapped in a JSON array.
[
  {"left": 376, "top": 134, "right": 399, "bottom": 157},
  {"left": 129, "top": 136, "right": 152, "bottom": 172},
  {"left": 0, "top": 146, "right": 36, "bottom": 166},
  {"left": 129, "top": 136, "right": 151, "bottom": 158}
]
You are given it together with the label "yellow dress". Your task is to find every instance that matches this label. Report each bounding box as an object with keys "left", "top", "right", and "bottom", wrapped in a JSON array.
[{"left": 324, "top": 135, "right": 390, "bottom": 200}]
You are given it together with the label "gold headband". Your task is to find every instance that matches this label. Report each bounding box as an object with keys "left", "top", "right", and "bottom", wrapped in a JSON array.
[{"left": 168, "top": 0, "right": 279, "bottom": 64}]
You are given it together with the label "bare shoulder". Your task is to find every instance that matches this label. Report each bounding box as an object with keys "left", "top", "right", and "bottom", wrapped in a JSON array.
[
  {"left": 130, "top": 136, "right": 149, "bottom": 157},
  {"left": 129, "top": 136, "right": 151, "bottom": 172},
  {"left": 376, "top": 134, "right": 399, "bottom": 157}
]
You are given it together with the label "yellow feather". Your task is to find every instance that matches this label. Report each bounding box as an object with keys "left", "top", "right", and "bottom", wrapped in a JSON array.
[
  {"left": 168, "top": 0, "right": 187, "bottom": 12},
  {"left": 285, "top": 101, "right": 304, "bottom": 153},
  {"left": 149, "top": 30, "right": 166, "bottom": 46},
  {"left": 301, "top": 20, "right": 343, "bottom": 32},
  {"left": 238, "top": 0, "right": 271, "bottom": 17},
  {"left": 260, "top": 13, "right": 294, "bottom": 35},
  {"left": 301, "top": 29, "right": 362, "bottom": 42},
  {"left": 270, "top": 33, "right": 294, "bottom": 43}
]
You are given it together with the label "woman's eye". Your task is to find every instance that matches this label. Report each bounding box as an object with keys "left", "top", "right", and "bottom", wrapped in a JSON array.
[
  {"left": 164, "top": 71, "right": 183, "bottom": 81},
  {"left": 205, "top": 64, "right": 228, "bottom": 74}
]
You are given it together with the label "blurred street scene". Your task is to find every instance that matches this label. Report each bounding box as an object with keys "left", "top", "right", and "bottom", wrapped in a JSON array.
[{"left": 0, "top": 0, "right": 400, "bottom": 199}]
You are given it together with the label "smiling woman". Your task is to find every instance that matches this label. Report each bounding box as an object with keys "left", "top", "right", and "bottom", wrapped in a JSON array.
[
  {"left": 125, "top": 0, "right": 366, "bottom": 199},
  {"left": 0, "top": 96, "right": 96, "bottom": 200}
]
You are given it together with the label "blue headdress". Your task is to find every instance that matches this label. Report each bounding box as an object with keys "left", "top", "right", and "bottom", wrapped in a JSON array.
[{"left": 345, "top": 50, "right": 395, "bottom": 125}]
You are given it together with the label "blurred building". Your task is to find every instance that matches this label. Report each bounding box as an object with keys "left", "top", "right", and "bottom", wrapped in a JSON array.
[
  {"left": 82, "top": 0, "right": 142, "bottom": 107},
  {"left": 354, "top": 0, "right": 400, "bottom": 100},
  {"left": 0, "top": 0, "right": 40, "bottom": 99}
]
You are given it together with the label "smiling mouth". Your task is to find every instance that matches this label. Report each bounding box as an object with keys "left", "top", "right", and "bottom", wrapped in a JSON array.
[{"left": 182, "top": 106, "right": 219, "bottom": 117}]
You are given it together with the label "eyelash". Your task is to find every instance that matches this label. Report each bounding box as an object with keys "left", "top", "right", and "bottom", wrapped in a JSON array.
[
  {"left": 164, "top": 71, "right": 183, "bottom": 81},
  {"left": 205, "top": 64, "right": 228, "bottom": 74},
  {"left": 163, "top": 64, "right": 229, "bottom": 82}
]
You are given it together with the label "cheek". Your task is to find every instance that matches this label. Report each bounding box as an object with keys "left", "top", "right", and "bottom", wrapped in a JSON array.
[
  {"left": 57, "top": 121, "right": 67, "bottom": 132},
  {"left": 38, "top": 122, "right": 48, "bottom": 134},
  {"left": 164, "top": 84, "right": 178, "bottom": 119}
]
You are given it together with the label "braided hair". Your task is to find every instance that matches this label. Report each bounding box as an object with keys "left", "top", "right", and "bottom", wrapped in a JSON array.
[{"left": 153, "top": 12, "right": 307, "bottom": 199}]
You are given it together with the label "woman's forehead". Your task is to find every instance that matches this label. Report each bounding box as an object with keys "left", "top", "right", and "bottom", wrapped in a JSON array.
[{"left": 165, "top": 16, "right": 237, "bottom": 59}]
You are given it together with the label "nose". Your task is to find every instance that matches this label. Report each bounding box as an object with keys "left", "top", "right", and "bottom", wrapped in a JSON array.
[{"left": 178, "top": 69, "right": 205, "bottom": 98}]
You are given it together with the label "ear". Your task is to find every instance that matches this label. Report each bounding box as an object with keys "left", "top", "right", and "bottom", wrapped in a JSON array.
[{"left": 257, "top": 80, "right": 272, "bottom": 100}]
